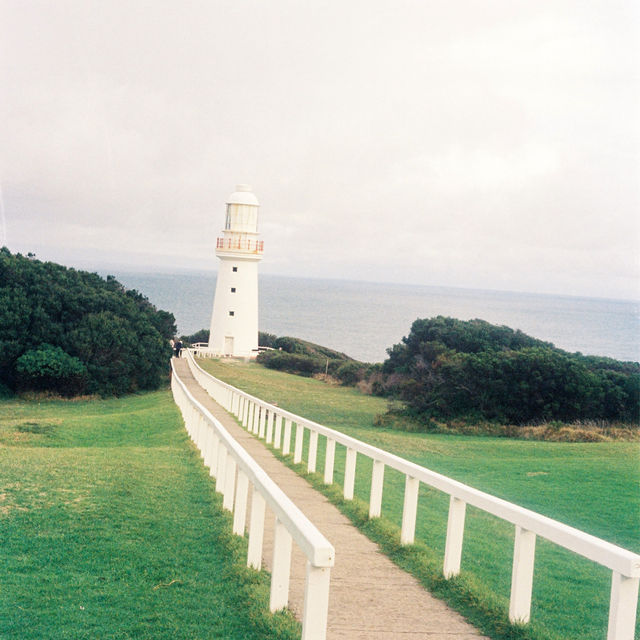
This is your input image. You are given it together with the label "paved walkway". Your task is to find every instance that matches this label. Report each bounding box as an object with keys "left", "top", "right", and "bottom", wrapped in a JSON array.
[{"left": 174, "top": 358, "right": 488, "bottom": 639}]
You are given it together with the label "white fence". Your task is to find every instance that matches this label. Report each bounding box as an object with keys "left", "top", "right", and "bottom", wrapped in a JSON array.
[
  {"left": 185, "top": 349, "right": 640, "bottom": 640},
  {"left": 170, "top": 360, "right": 334, "bottom": 640}
]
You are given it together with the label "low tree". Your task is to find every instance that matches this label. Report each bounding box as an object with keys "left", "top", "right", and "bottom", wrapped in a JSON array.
[
  {"left": 383, "top": 316, "right": 639, "bottom": 425},
  {"left": 16, "top": 344, "right": 88, "bottom": 396},
  {"left": 0, "top": 248, "right": 176, "bottom": 396},
  {"left": 180, "top": 329, "right": 210, "bottom": 346}
]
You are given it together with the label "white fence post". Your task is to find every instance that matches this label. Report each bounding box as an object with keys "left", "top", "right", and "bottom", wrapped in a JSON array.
[
  {"left": 252, "top": 404, "right": 260, "bottom": 435},
  {"left": 202, "top": 422, "right": 213, "bottom": 468},
  {"left": 443, "top": 496, "right": 466, "bottom": 578},
  {"left": 195, "top": 414, "right": 204, "bottom": 452},
  {"left": 308, "top": 431, "right": 319, "bottom": 473},
  {"left": 258, "top": 406, "right": 267, "bottom": 439},
  {"left": 344, "top": 447, "right": 357, "bottom": 500},
  {"left": 215, "top": 447, "right": 227, "bottom": 494},
  {"left": 233, "top": 470, "right": 249, "bottom": 535},
  {"left": 245, "top": 401, "right": 252, "bottom": 430},
  {"left": 266, "top": 410, "right": 275, "bottom": 444},
  {"left": 294, "top": 423, "right": 304, "bottom": 463},
  {"left": 225, "top": 387, "right": 233, "bottom": 412},
  {"left": 369, "top": 459, "right": 385, "bottom": 518},
  {"left": 607, "top": 572, "right": 639, "bottom": 640},
  {"left": 231, "top": 392, "right": 239, "bottom": 417},
  {"left": 282, "top": 419, "right": 292, "bottom": 455},
  {"left": 223, "top": 457, "right": 237, "bottom": 511},
  {"left": 324, "top": 439, "right": 336, "bottom": 485},
  {"left": 301, "top": 562, "right": 331, "bottom": 640},
  {"left": 270, "top": 517, "right": 293, "bottom": 612},
  {"left": 401, "top": 475, "right": 420, "bottom": 545},
  {"left": 209, "top": 433, "right": 219, "bottom": 477},
  {"left": 242, "top": 398, "right": 249, "bottom": 427},
  {"left": 509, "top": 526, "right": 537, "bottom": 624},
  {"left": 249, "top": 403, "right": 256, "bottom": 433},
  {"left": 247, "top": 488, "right": 266, "bottom": 570},
  {"left": 273, "top": 414, "right": 283, "bottom": 449},
  {"left": 185, "top": 405, "right": 193, "bottom": 440}
]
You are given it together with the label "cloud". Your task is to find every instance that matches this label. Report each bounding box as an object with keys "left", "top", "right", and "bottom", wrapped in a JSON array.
[{"left": 1, "top": 0, "right": 638, "bottom": 299}]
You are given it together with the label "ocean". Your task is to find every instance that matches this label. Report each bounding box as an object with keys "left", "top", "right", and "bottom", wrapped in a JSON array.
[{"left": 107, "top": 270, "right": 640, "bottom": 364}]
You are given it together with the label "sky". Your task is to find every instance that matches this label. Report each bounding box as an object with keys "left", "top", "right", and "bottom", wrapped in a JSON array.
[{"left": 1, "top": 0, "right": 639, "bottom": 300}]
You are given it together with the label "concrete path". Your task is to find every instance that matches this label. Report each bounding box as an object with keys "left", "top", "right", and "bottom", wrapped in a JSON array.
[{"left": 174, "top": 358, "right": 488, "bottom": 639}]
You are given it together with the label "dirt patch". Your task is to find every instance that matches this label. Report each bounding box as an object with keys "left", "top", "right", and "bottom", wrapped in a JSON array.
[
  {"left": 0, "top": 419, "right": 61, "bottom": 446},
  {"left": 16, "top": 422, "right": 57, "bottom": 435}
]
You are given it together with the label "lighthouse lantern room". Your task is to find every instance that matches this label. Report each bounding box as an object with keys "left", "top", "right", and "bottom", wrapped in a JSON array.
[{"left": 207, "top": 184, "right": 263, "bottom": 358}]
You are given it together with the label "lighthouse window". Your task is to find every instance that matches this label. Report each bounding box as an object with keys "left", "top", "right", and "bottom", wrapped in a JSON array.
[
  {"left": 229, "top": 311, "right": 235, "bottom": 316},
  {"left": 231, "top": 287, "right": 236, "bottom": 293},
  {"left": 232, "top": 266, "right": 238, "bottom": 272}
]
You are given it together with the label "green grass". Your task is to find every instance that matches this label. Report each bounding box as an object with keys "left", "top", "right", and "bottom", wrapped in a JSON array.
[
  {"left": 0, "top": 390, "right": 300, "bottom": 640},
  {"left": 197, "top": 358, "right": 640, "bottom": 640}
]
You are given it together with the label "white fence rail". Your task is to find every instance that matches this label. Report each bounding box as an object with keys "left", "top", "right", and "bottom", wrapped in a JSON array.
[
  {"left": 185, "top": 349, "right": 640, "bottom": 640},
  {"left": 170, "top": 359, "right": 334, "bottom": 640}
]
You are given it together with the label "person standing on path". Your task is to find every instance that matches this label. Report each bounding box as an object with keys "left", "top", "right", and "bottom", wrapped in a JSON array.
[{"left": 174, "top": 339, "right": 183, "bottom": 358}]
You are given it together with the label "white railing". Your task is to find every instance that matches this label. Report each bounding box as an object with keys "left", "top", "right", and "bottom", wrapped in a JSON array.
[
  {"left": 170, "top": 360, "right": 334, "bottom": 640},
  {"left": 185, "top": 349, "right": 640, "bottom": 640}
]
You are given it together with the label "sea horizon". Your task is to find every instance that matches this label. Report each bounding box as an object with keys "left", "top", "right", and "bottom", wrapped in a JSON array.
[
  {"left": 97, "top": 263, "right": 640, "bottom": 306},
  {"left": 106, "top": 268, "right": 640, "bottom": 364}
]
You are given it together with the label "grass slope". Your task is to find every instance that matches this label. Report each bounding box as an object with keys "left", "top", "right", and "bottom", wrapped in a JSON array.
[
  {"left": 0, "top": 391, "right": 300, "bottom": 640},
  {"left": 197, "top": 358, "right": 640, "bottom": 640}
]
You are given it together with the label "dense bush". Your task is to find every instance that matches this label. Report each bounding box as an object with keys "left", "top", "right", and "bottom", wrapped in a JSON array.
[
  {"left": 258, "top": 332, "right": 277, "bottom": 348},
  {"left": 15, "top": 344, "right": 87, "bottom": 396},
  {"left": 383, "top": 316, "right": 639, "bottom": 424},
  {"left": 271, "top": 335, "right": 353, "bottom": 360},
  {"left": 0, "top": 248, "right": 176, "bottom": 396},
  {"left": 256, "top": 334, "right": 356, "bottom": 379},
  {"left": 256, "top": 351, "right": 325, "bottom": 376},
  {"left": 334, "top": 361, "right": 367, "bottom": 385},
  {"left": 181, "top": 329, "right": 210, "bottom": 345}
]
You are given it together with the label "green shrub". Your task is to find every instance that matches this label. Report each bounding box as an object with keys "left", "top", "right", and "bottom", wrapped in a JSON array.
[
  {"left": 180, "top": 328, "right": 210, "bottom": 345},
  {"left": 257, "top": 351, "right": 324, "bottom": 376},
  {"left": 0, "top": 248, "right": 175, "bottom": 396},
  {"left": 258, "top": 332, "right": 277, "bottom": 348},
  {"left": 273, "top": 336, "right": 307, "bottom": 354},
  {"left": 16, "top": 344, "right": 88, "bottom": 396},
  {"left": 383, "top": 316, "right": 640, "bottom": 424},
  {"left": 335, "top": 361, "right": 366, "bottom": 385}
]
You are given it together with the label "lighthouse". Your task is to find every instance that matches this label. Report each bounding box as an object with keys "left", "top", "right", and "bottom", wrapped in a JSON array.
[{"left": 207, "top": 184, "right": 264, "bottom": 358}]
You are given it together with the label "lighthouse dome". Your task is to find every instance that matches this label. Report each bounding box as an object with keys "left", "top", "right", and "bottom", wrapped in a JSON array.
[{"left": 226, "top": 184, "right": 259, "bottom": 207}]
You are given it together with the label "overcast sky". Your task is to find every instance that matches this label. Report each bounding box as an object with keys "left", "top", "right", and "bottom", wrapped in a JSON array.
[{"left": 1, "top": 1, "right": 639, "bottom": 300}]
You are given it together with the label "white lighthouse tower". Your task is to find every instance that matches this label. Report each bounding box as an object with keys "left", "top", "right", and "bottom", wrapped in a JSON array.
[{"left": 207, "top": 184, "right": 263, "bottom": 358}]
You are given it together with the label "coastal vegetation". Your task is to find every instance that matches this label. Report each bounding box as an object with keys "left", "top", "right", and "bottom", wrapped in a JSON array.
[
  {"left": 181, "top": 328, "right": 368, "bottom": 383},
  {"left": 381, "top": 317, "right": 639, "bottom": 425},
  {"left": 0, "top": 248, "right": 175, "bottom": 397},
  {"left": 246, "top": 319, "right": 640, "bottom": 431},
  {"left": 196, "top": 356, "right": 640, "bottom": 640},
  {"left": 256, "top": 334, "right": 362, "bottom": 382},
  {"left": 0, "top": 390, "right": 300, "bottom": 640}
]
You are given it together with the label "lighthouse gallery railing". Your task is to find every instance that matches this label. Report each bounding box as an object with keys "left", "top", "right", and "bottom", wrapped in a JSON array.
[
  {"left": 171, "top": 359, "right": 334, "bottom": 640},
  {"left": 185, "top": 349, "right": 640, "bottom": 640}
]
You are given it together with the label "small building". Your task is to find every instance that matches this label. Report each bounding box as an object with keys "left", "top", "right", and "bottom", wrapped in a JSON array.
[{"left": 207, "top": 184, "right": 263, "bottom": 358}]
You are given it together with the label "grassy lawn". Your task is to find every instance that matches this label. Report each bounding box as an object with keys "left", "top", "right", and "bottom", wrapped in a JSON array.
[
  {"left": 0, "top": 390, "right": 300, "bottom": 640},
  {"left": 197, "top": 357, "right": 640, "bottom": 640}
]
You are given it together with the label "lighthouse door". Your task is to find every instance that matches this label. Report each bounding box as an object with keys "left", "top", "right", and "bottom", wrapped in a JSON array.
[{"left": 224, "top": 336, "right": 234, "bottom": 356}]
